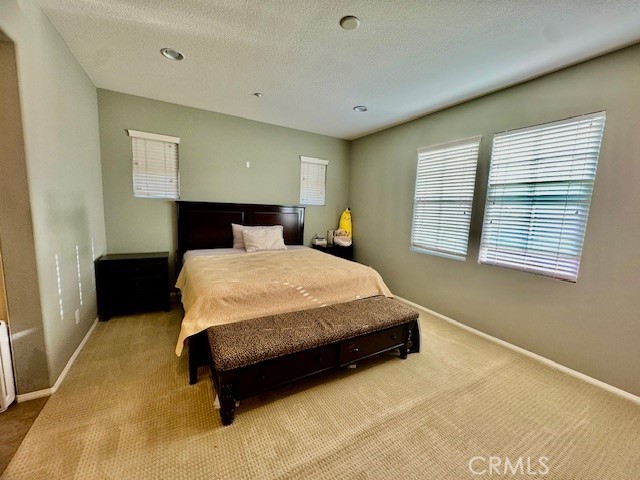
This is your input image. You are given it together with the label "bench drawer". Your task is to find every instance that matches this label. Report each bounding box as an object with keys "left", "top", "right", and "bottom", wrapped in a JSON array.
[
  {"left": 235, "top": 344, "right": 335, "bottom": 398},
  {"left": 339, "top": 325, "right": 405, "bottom": 365}
]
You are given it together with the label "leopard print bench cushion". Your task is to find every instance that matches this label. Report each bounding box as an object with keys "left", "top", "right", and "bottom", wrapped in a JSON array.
[{"left": 207, "top": 296, "right": 418, "bottom": 371}]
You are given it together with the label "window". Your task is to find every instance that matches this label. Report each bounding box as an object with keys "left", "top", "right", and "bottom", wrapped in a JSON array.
[
  {"left": 127, "top": 130, "right": 180, "bottom": 200},
  {"left": 299, "top": 156, "right": 328, "bottom": 206},
  {"left": 478, "top": 112, "right": 606, "bottom": 282},
  {"left": 411, "top": 136, "right": 481, "bottom": 260}
]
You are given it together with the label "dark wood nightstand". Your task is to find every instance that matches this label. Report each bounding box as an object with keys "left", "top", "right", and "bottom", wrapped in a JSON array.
[
  {"left": 311, "top": 243, "right": 354, "bottom": 261},
  {"left": 95, "top": 252, "right": 170, "bottom": 321}
]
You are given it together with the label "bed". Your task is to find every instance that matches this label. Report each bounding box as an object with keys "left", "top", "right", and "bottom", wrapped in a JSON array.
[
  {"left": 175, "top": 201, "right": 396, "bottom": 350},
  {"left": 175, "top": 201, "right": 419, "bottom": 421}
]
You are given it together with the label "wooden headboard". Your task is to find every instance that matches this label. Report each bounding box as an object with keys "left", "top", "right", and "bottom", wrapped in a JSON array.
[{"left": 176, "top": 201, "right": 305, "bottom": 262}]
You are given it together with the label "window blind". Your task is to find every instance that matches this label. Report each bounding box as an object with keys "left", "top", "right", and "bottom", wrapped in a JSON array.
[
  {"left": 128, "top": 130, "right": 180, "bottom": 200},
  {"left": 478, "top": 112, "right": 606, "bottom": 282},
  {"left": 300, "top": 156, "right": 328, "bottom": 206},
  {"left": 411, "top": 136, "right": 481, "bottom": 260}
]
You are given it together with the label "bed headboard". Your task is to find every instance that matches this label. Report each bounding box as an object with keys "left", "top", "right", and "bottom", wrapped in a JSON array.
[{"left": 176, "top": 201, "right": 305, "bottom": 262}]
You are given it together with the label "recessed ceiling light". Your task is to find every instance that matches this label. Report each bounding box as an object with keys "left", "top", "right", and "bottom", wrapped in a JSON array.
[
  {"left": 160, "top": 48, "right": 184, "bottom": 61},
  {"left": 253, "top": 92, "right": 263, "bottom": 98},
  {"left": 340, "top": 16, "right": 360, "bottom": 31},
  {"left": 353, "top": 105, "right": 368, "bottom": 112}
]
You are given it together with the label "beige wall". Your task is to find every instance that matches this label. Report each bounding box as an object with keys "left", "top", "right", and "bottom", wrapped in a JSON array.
[
  {"left": 350, "top": 44, "right": 640, "bottom": 396},
  {"left": 0, "top": 39, "right": 49, "bottom": 392},
  {"left": 0, "top": 250, "right": 7, "bottom": 321},
  {"left": 97, "top": 89, "right": 350, "bottom": 274},
  {"left": 0, "top": 0, "right": 106, "bottom": 393}
]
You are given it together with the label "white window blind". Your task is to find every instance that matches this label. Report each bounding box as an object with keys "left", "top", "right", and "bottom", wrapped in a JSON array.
[
  {"left": 300, "top": 156, "right": 328, "bottom": 206},
  {"left": 127, "top": 130, "right": 180, "bottom": 200},
  {"left": 479, "top": 112, "right": 606, "bottom": 282},
  {"left": 411, "top": 136, "right": 481, "bottom": 260}
]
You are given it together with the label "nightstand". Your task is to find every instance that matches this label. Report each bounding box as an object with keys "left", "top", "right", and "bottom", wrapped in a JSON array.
[
  {"left": 95, "top": 252, "right": 170, "bottom": 321},
  {"left": 311, "top": 243, "right": 354, "bottom": 261}
]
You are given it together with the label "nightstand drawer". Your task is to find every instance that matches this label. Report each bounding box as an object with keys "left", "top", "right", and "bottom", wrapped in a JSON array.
[
  {"left": 108, "top": 276, "right": 167, "bottom": 293},
  {"left": 312, "top": 244, "right": 354, "bottom": 261},
  {"left": 106, "top": 283, "right": 166, "bottom": 305},
  {"left": 339, "top": 325, "right": 404, "bottom": 365},
  {"left": 103, "top": 260, "right": 166, "bottom": 277}
]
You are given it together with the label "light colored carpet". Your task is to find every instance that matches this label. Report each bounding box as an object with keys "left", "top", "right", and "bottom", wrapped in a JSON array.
[{"left": 2, "top": 307, "right": 639, "bottom": 479}]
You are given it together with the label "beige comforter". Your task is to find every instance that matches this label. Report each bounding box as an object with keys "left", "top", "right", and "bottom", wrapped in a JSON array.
[{"left": 175, "top": 248, "right": 393, "bottom": 355}]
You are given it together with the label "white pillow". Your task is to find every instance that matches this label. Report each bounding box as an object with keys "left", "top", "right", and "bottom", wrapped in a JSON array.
[
  {"left": 231, "top": 224, "right": 285, "bottom": 249},
  {"left": 243, "top": 227, "right": 287, "bottom": 252}
]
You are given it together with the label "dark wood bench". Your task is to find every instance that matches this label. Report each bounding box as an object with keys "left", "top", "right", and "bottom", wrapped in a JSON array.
[{"left": 190, "top": 296, "right": 420, "bottom": 425}]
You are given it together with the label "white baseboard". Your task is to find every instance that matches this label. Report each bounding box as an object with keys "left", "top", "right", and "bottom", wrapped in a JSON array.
[
  {"left": 16, "top": 386, "right": 53, "bottom": 403},
  {"left": 16, "top": 317, "right": 99, "bottom": 403},
  {"left": 395, "top": 296, "right": 640, "bottom": 406}
]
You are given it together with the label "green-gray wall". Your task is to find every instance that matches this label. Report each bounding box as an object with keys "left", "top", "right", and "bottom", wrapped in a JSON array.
[
  {"left": 97, "top": 89, "right": 350, "bottom": 275},
  {"left": 349, "top": 44, "right": 640, "bottom": 396},
  {"left": 0, "top": 0, "right": 106, "bottom": 393}
]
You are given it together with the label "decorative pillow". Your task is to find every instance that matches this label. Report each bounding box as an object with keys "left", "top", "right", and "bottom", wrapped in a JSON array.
[
  {"left": 243, "top": 227, "right": 287, "bottom": 252},
  {"left": 231, "top": 223, "right": 245, "bottom": 249},
  {"left": 231, "top": 224, "right": 285, "bottom": 249}
]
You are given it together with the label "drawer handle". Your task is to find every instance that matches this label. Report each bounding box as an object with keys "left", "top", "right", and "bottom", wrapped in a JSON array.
[
  {"left": 317, "top": 356, "right": 324, "bottom": 363},
  {"left": 391, "top": 334, "right": 398, "bottom": 341},
  {"left": 351, "top": 347, "right": 359, "bottom": 354},
  {"left": 259, "top": 374, "right": 266, "bottom": 381}
]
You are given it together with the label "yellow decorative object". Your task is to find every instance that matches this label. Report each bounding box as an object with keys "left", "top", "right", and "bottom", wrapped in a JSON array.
[{"left": 339, "top": 208, "right": 352, "bottom": 238}]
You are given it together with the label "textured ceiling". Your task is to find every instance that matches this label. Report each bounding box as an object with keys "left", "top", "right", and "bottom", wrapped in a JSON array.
[{"left": 39, "top": 0, "right": 640, "bottom": 140}]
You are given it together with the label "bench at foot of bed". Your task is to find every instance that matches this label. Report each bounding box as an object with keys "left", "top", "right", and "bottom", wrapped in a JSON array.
[{"left": 190, "top": 296, "right": 420, "bottom": 425}]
